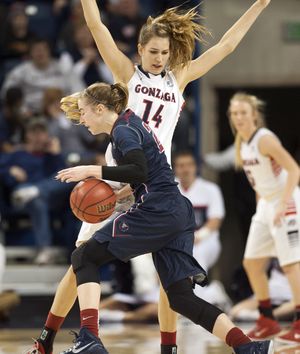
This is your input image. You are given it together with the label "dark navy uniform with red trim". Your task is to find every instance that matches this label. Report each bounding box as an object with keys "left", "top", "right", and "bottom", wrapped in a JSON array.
[{"left": 93, "top": 109, "right": 206, "bottom": 289}]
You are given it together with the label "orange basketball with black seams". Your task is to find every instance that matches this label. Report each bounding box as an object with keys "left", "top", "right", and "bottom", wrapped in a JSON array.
[{"left": 70, "top": 178, "right": 116, "bottom": 223}]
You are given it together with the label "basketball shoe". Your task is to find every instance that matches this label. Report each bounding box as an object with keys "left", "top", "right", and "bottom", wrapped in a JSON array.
[
  {"left": 247, "top": 315, "right": 281, "bottom": 339},
  {"left": 161, "top": 344, "right": 177, "bottom": 354},
  {"left": 276, "top": 319, "right": 300, "bottom": 344},
  {"left": 234, "top": 340, "right": 274, "bottom": 354},
  {"left": 59, "top": 327, "right": 109, "bottom": 354}
]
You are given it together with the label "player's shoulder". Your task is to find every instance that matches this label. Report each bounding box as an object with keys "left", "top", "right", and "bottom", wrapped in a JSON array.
[{"left": 254, "top": 127, "right": 276, "bottom": 142}]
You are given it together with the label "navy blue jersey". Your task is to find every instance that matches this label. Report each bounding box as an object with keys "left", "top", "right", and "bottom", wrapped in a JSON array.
[{"left": 111, "top": 109, "right": 178, "bottom": 200}]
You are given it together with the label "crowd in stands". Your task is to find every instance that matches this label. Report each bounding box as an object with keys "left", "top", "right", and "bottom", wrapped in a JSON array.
[{"left": 0, "top": 0, "right": 197, "bottom": 262}]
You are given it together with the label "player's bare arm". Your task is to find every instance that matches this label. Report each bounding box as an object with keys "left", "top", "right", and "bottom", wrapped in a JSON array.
[
  {"left": 175, "top": 0, "right": 271, "bottom": 91},
  {"left": 81, "top": 0, "right": 134, "bottom": 83}
]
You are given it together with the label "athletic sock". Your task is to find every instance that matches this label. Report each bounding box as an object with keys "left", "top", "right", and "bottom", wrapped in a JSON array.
[
  {"left": 161, "top": 331, "right": 176, "bottom": 345},
  {"left": 80, "top": 308, "right": 99, "bottom": 337},
  {"left": 161, "top": 331, "right": 177, "bottom": 354},
  {"left": 45, "top": 312, "right": 65, "bottom": 331},
  {"left": 258, "top": 298, "right": 274, "bottom": 319},
  {"left": 226, "top": 327, "right": 251, "bottom": 347},
  {"left": 38, "top": 312, "right": 65, "bottom": 353}
]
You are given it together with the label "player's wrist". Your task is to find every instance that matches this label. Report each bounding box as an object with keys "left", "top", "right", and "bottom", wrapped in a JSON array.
[{"left": 87, "top": 165, "right": 102, "bottom": 179}]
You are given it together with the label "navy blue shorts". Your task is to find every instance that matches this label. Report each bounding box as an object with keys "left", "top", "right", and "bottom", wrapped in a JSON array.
[{"left": 93, "top": 191, "right": 206, "bottom": 289}]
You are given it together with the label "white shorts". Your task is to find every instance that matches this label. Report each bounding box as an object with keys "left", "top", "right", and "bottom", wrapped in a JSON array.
[
  {"left": 76, "top": 212, "right": 120, "bottom": 247},
  {"left": 244, "top": 188, "right": 300, "bottom": 266}
]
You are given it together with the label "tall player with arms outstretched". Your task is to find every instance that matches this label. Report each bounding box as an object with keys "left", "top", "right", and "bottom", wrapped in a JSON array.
[
  {"left": 27, "top": 1, "right": 272, "bottom": 353},
  {"left": 228, "top": 92, "right": 300, "bottom": 344}
]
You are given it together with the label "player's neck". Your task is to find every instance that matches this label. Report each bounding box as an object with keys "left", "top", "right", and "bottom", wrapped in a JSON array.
[{"left": 240, "top": 127, "right": 258, "bottom": 142}]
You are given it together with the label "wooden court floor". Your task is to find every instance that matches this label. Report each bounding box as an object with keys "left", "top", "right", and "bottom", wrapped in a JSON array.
[{"left": 0, "top": 321, "right": 300, "bottom": 354}]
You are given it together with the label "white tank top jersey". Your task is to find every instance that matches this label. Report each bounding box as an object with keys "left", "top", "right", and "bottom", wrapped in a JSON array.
[
  {"left": 105, "top": 65, "right": 184, "bottom": 166},
  {"left": 241, "top": 127, "right": 287, "bottom": 199}
]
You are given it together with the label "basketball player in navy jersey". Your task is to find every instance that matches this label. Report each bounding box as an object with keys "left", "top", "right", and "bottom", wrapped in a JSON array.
[
  {"left": 27, "top": 1, "right": 272, "bottom": 353},
  {"left": 54, "top": 82, "right": 274, "bottom": 354}
]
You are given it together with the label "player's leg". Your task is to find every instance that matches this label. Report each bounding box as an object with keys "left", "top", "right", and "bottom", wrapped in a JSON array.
[
  {"left": 26, "top": 221, "right": 102, "bottom": 354},
  {"left": 243, "top": 257, "right": 270, "bottom": 304},
  {"left": 25, "top": 266, "right": 77, "bottom": 354},
  {"left": 158, "top": 284, "right": 178, "bottom": 354},
  {"left": 165, "top": 278, "right": 273, "bottom": 354},
  {"left": 60, "top": 238, "right": 116, "bottom": 354},
  {"left": 242, "top": 203, "right": 281, "bottom": 339}
]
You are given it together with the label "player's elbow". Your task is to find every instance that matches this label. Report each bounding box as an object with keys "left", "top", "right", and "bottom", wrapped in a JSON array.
[
  {"left": 218, "top": 39, "right": 235, "bottom": 56},
  {"left": 133, "top": 165, "right": 148, "bottom": 183}
]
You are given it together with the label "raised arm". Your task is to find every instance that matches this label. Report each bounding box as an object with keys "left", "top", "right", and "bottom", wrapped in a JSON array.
[
  {"left": 176, "top": 0, "right": 271, "bottom": 90},
  {"left": 81, "top": 0, "right": 135, "bottom": 83}
]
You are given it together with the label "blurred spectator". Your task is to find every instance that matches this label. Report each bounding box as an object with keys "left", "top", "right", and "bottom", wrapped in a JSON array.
[
  {"left": 1, "top": 38, "right": 84, "bottom": 114},
  {"left": 58, "top": 0, "right": 87, "bottom": 51},
  {"left": 230, "top": 260, "right": 293, "bottom": 322},
  {"left": 104, "top": 0, "right": 144, "bottom": 59},
  {"left": 0, "top": 2, "right": 34, "bottom": 65},
  {"left": 174, "top": 151, "right": 231, "bottom": 311},
  {"left": 99, "top": 254, "right": 159, "bottom": 323},
  {"left": 0, "top": 119, "right": 76, "bottom": 264},
  {"left": 61, "top": 24, "right": 113, "bottom": 86},
  {"left": 0, "top": 87, "right": 30, "bottom": 153},
  {"left": 42, "top": 87, "right": 108, "bottom": 165},
  {"left": 204, "top": 144, "right": 256, "bottom": 249}
]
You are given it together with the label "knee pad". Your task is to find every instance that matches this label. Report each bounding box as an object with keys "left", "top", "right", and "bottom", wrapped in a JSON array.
[
  {"left": 71, "top": 243, "right": 87, "bottom": 273},
  {"left": 71, "top": 239, "right": 116, "bottom": 286},
  {"left": 166, "top": 278, "right": 223, "bottom": 333}
]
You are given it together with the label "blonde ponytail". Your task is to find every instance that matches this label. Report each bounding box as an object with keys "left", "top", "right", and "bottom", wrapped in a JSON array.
[{"left": 60, "top": 92, "right": 82, "bottom": 123}]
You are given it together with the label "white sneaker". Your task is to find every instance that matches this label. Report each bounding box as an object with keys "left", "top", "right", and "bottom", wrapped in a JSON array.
[
  {"left": 34, "top": 248, "right": 56, "bottom": 265},
  {"left": 12, "top": 186, "right": 39, "bottom": 206}
]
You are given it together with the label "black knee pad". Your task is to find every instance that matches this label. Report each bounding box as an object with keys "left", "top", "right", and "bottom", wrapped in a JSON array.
[
  {"left": 71, "top": 239, "right": 115, "bottom": 286},
  {"left": 71, "top": 243, "right": 87, "bottom": 273},
  {"left": 166, "top": 278, "right": 223, "bottom": 333}
]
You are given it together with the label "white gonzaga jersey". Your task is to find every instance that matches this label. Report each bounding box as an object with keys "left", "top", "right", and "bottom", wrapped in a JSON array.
[
  {"left": 126, "top": 65, "right": 185, "bottom": 164},
  {"left": 241, "top": 128, "right": 287, "bottom": 199}
]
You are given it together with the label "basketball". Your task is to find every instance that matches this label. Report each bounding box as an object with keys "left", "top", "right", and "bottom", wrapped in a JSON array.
[{"left": 70, "top": 178, "right": 116, "bottom": 223}]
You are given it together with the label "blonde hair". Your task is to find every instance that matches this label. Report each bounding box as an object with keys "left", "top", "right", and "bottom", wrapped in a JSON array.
[
  {"left": 139, "top": 6, "right": 210, "bottom": 70},
  {"left": 60, "top": 82, "right": 129, "bottom": 123},
  {"left": 228, "top": 92, "right": 266, "bottom": 169}
]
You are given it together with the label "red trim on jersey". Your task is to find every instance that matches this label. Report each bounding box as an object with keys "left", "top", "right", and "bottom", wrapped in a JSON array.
[{"left": 285, "top": 198, "right": 297, "bottom": 216}]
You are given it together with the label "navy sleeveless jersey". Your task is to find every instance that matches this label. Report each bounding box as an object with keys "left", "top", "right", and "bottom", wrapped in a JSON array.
[{"left": 111, "top": 109, "right": 178, "bottom": 200}]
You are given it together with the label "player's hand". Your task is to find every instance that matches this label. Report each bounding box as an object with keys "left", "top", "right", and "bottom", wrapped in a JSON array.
[
  {"left": 9, "top": 166, "right": 27, "bottom": 182},
  {"left": 273, "top": 201, "right": 286, "bottom": 226},
  {"left": 257, "top": 0, "right": 271, "bottom": 8},
  {"left": 56, "top": 165, "right": 102, "bottom": 183}
]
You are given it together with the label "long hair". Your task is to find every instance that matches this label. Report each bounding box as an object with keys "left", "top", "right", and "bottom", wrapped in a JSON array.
[
  {"left": 228, "top": 92, "right": 266, "bottom": 169},
  {"left": 139, "top": 6, "right": 210, "bottom": 70},
  {"left": 60, "top": 82, "right": 128, "bottom": 122}
]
